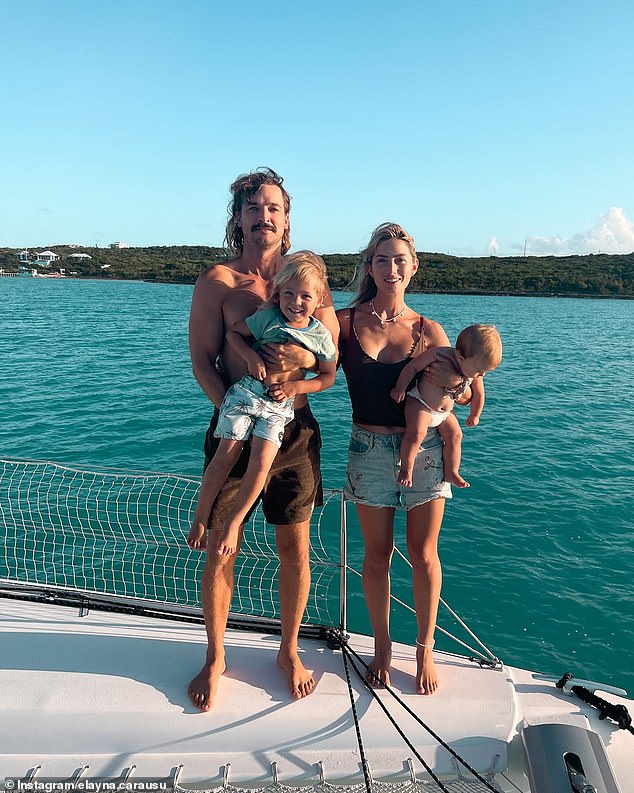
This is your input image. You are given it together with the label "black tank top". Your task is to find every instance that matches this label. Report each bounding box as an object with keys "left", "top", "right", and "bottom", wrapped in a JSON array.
[{"left": 341, "top": 308, "right": 426, "bottom": 428}]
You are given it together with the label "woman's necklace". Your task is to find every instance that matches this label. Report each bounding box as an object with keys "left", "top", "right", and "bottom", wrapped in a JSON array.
[{"left": 369, "top": 300, "right": 406, "bottom": 328}]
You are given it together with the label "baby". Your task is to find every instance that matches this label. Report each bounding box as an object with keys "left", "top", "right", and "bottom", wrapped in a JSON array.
[
  {"left": 187, "top": 251, "right": 336, "bottom": 555},
  {"left": 391, "top": 324, "right": 502, "bottom": 489}
]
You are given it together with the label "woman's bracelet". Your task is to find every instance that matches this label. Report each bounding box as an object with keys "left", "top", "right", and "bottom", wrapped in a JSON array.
[{"left": 416, "top": 639, "right": 435, "bottom": 648}]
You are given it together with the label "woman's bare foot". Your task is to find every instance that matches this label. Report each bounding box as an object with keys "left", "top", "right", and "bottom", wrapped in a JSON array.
[
  {"left": 366, "top": 645, "right": 392, "bottom": 687},
  {"left": 187, "top": 518, "right": 207, "bottom": 550},
  {"left": 397, "top": 467, "right": 414, "bottom": 488},
  {"left": 415, "top": 643, "right": 438, "bottom": 695},
  {"left": 277, "top": 647, "right": 315, "bottom": 699},
  {"left": 188, "top": 657, "right": 226, "bottom": 711},
  {"left": 444, "top": 470, "right": 470, "bottom": 488},
  {"left": 217, "top": 519, "right": 240, "bottom": 556}
]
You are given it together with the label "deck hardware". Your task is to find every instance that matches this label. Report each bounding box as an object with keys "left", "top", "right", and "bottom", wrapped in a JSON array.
[
  {"left": 223, "top": 763, "right": 231, "bottom": 789},
  {"left": 271, "top": 761, "right": 279, "bottom": 784},
  {"left": 316, "top": 761, "right": 325, "bottom": 784},
  {"left": 122, "top": 765, "right": 137, "bottom": 782},
  {"left": 406, "top": 758, "right": 416, "bottom": 783},
  {"left": 25, "top": 766, "right": 41, "bottom": 782},
  {"left": 70, "top": 766, "right": 89, "bottom": 783},
  {"left": 170, "top": 765, "right": 183, "bottom": 788}
]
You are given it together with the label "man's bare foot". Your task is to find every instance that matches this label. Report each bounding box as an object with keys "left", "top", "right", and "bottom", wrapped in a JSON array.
[
  {"left": 397, "top": 467, "right": 414, "bottom": 488},
  {"left": 444, "top": 471, "right": 470, "bottom": 488},
  {"left": 187, "top": 519, "right": 207, "bottom": 550},
  {"left": 366, "top": 646, "right": 391, "bottom": 688},
  {"left": 188, "top": 658, "right": 226, "bottom": 711},
  {"left": 277, "top": 647, "right": 315, "bottom": 699},
  {"left": 217, "top": 519, "right": 240, "bottom": 556},
  {"left": 415, "top": 644, "right": 438, "bottom": 695}
]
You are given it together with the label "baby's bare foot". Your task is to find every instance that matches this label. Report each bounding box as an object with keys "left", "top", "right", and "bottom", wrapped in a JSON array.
[{"left": 444, "top": 471, "right": 470, "bottom": 488}]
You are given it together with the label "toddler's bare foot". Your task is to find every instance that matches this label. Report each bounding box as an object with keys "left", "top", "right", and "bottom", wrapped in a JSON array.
[
  {"left": 415, "top": 643, "right": 438, "bottom": 695},
  {"left": 444, "top": 470, "right": 470, "bottom": 488},
  {"left": 217, "top": 520, "right": 240, "bottom": 556},
  {"left": 397, "top": 467, "right": 414, "bottom": 488},
  {"left": 187, "top": 519, "right": 207, "bottom": 550}
]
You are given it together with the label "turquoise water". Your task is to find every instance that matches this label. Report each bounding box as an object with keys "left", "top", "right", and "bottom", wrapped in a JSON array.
[{"left": 2, "top": 277, "right": 633, "bottom": 691}]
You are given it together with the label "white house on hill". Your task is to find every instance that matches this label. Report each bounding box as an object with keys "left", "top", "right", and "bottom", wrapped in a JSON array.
[
  {"left": 35, "top": 250, "right": 59, "bottom": 265},
  {"left": 67, "top": 253, "right": 92, "bottom": 261},
  {"left": 110, "top": 242, "right": 130, "bottom": 249}
]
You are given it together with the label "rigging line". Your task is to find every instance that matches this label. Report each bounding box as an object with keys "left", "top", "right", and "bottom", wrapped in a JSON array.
[
  {"left": 342, "top": 645, "right": 450, "bottom": 793},
  {"left": 391, "top": 549, "right": 500, "bottom": 662},
  {"left": 340, "top": 638, "right": 374, "bottom": 793},
  {"left": 345, "top": 566, "right": 497, "bottom": 662},
  {"left": 341, "top": 638, "right": 500, "bottom": 793}
]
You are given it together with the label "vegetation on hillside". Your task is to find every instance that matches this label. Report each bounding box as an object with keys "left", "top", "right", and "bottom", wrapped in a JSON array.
[{"left": 2, "top": 245, "right": 633, "bottom": 298}]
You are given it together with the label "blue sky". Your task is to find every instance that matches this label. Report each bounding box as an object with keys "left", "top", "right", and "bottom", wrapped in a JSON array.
[{"left": 3, "top": 0, "right": 634, "bottom": 256}]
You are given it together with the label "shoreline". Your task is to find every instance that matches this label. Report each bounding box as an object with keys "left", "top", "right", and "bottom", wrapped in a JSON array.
[{"left": 4, "top": 274, "right": 633, "bottom": 300}]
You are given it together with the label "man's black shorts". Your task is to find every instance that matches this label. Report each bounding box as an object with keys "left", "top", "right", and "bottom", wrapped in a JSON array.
[{"left": 203, "top": 402, "right": 323, "bottom": 528}]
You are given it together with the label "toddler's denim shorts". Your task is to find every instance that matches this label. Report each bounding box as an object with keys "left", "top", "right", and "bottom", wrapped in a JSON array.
[
  {"left": 215, "top": 375, "right": 294, "bottom": 448},
  {"left": 344, "top": 424, "right": 451, "bottom": 510}
]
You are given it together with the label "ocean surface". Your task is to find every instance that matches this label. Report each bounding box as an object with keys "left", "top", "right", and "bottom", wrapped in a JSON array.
[{"left": 2, "top": 277, "right": 633, "bottom": 692}]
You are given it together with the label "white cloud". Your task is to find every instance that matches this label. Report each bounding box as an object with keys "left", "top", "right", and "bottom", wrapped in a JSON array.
[
  {"left": 487, "top": 235, "right": 500, "bottom": 255},
  {"left": 525, "top": 207, "right": 634, "bottom": 255}
]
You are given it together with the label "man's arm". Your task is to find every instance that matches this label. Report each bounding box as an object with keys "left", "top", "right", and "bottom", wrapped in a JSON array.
[
  {"left": 269, "top": 360, "right": 337, "bottom": 401},
  {"left": 226, "top": 319, "right": 266, "bottom": 381},
  {"left": 188, "top": 269, "right": 229, "bottom": 408}
]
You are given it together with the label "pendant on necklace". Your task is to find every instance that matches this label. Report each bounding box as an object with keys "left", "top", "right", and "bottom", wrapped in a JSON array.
[{"left": 370, "top": 300, "right": 406, "bottom": 328}]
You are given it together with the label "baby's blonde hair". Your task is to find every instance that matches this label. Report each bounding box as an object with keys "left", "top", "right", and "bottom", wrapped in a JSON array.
[
  {"left": 455, "top": 324, "right": 502, "bottom": 368},
  {"left": 266, "top": 250, "right": 329, "bottom": 306}
]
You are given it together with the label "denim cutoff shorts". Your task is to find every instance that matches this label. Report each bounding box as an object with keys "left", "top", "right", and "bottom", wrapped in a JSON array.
[{"left": 344, "top": 424, "right": 452, "bottom": 510}]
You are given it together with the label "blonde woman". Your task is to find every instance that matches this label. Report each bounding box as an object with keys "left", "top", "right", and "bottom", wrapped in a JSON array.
[{"left": 337, "top": 223, "right": 471, "bottom": 695}]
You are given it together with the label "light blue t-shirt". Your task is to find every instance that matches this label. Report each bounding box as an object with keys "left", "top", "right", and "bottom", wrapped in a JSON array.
[{"left": 245, "top": 307, "right": 336, "bottom": 362}]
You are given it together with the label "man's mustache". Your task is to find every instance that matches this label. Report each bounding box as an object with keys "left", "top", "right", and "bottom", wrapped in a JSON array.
[{"left": 251, "top": 222, "right": 276, "bottom": 232}]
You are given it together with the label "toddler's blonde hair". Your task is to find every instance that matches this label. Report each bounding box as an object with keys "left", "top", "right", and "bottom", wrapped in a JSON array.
[{"left": 266, "top": 250, "right": 329, "bottom": 306}]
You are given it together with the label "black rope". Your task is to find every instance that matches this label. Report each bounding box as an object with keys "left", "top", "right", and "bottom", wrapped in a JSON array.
[
  {"left": 331, "top": 630, "right": 499, "bottom": 793},
  {"left": 571, "top": 685, "right": 634, "bottom": 734},
  {"left": 343, "top": 645, "right": 451, "bottom": 793},
  {"left": 340, "top": 638, "right": 374, "bottom": 793}
]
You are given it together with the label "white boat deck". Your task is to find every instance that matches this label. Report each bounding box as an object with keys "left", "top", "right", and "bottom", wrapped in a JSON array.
[{"left": 2, "top": 597, "right": 632, "bottom": 790}]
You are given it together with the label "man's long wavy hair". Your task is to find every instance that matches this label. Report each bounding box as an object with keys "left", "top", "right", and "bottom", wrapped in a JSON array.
[
  {"left": 224, "top": 167, "right": 292, "bottom": 256},
  {"left": 351, "top": 222, "right": 419, "bottom": 307}
]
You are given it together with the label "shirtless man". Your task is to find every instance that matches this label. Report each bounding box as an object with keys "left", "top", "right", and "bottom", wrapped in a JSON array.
[{"left": 187, "top": 167, "right": 339, "bottom": 711}]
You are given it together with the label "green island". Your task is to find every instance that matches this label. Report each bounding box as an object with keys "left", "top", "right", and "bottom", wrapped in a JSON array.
[{"left": 2, "top": 244, "right": 633, "bottom": 298}]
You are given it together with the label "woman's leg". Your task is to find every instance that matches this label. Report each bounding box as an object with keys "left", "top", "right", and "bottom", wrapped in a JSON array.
[
  {"left": 217, "top": 436, "right": 280, "bottom": 556},
  {"left": 406, "top": 497, "right": 445, "bottom": 695},
  {"left": 356, "top": 503, "right": 396, "bottom": 687},
  {"left": 398, "top": 397, "right": 432, "bottom": 488},
  {"left": 188, "top": 439, "right": 244, "bottom": 549}
]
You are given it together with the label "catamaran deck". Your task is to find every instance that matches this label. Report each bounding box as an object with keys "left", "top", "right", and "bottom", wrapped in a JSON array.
[{"left": 2, "top": 596, "right": 631, "bottom": 789}]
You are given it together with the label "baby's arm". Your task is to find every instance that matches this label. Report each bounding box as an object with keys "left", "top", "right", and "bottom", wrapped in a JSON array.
[
  {"left": 466, "top": 377, "right": 485, "bottom": 427},
  {"left": 269, "top": 360, "right": 336, "bottom": 401},
  {"left": 226, "top": 319, "right": 267, "bottom": 381},
  {"left": 390, "top": 349, "right": 437, "bottom": 402}
]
